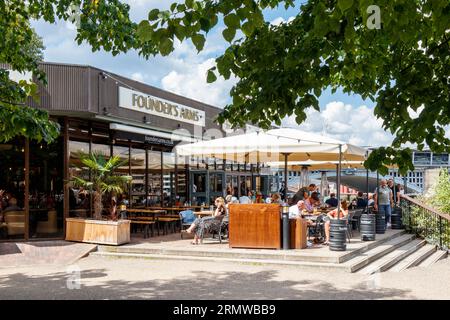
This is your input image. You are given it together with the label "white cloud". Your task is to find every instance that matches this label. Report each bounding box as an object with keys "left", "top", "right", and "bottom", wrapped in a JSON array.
[
  {"left": 282, "top": 101, "right": 394, "bottom": 147},
  {"left": 161, "top": 57, "right": 235, "bottom": 107},
  {"left": 270, "top": 16, "right": 295, "bottom": 25},
  {"left": 30, "top": 0, "right": 235, "bottom": 109},
  {"left": 131, "top": 72, "right": 145, "bottom": 82}
]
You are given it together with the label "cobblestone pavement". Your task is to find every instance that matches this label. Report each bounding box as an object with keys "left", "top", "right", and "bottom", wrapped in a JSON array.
[{"left": 0, "top": 254, "right": 449, "bottom": 300}]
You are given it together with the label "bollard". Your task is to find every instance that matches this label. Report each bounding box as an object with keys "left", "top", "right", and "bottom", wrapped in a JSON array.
[{"left": 282, "top": 205, "right": 290, "bottom": 250}]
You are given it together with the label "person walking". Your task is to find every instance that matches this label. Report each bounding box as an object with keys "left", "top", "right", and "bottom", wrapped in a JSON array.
[
  {"left": 374, "top": 179, "right": 394, "bottom": 228},
  {"left": 279, "top": 182, "right": 287, "bottom": 201}
]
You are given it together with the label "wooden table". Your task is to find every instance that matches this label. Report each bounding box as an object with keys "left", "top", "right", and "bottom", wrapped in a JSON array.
[
  {"left": 148, "top": 206, "right": 209, "bottom": 212},
  {"left": 127, "top": 209, "right": 166, "bottom": 216},
  {"left": 194, "top": 211, "right": 214, "bottom": 218}
]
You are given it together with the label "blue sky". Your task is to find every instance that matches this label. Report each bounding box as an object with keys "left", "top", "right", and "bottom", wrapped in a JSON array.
[{"left": 31, "top": 0, "right": 388, "bottom": 147}]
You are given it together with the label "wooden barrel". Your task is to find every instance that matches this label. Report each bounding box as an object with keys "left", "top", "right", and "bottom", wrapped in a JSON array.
[
  {"left": 360, "top": 214, "right": 376, "bottom": 241},
  {"left": 329, "top": 219, "right": 347, "bottom": 251}
]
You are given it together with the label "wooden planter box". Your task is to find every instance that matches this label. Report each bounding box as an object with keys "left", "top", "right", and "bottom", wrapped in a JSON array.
[{"left": 65, "top": 218, "right": 131, "bottom": 245}]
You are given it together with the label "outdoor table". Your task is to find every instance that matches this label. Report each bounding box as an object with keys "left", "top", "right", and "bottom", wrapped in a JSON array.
[
  {"left": 126, "top": 209, "right": 167, "bottom": 236},
  {"left": 147, "top": 206, "right": 209, "bottom": 212},
  {"left": 194, "top": 211, "right": 214, "bottom": 218}
]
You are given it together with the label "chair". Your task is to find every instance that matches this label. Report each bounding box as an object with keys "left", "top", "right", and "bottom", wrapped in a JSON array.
[
  {"left": 308, "top": 215, "right": 325, "bottom": 242},
  {"left": 350, "top": 209, "right": 364, "bottom": 232},
  {"left": 179, "top": 210, "right": 196, "bottom": 239},
  {"left": 200, "top": 215, "right": 228, "bottom": 244},
  {"left": 210, "top": 214, "right": 229, "bottom": 243},
  {"left": 4, "top": 211, "right": 25, "bottom": 237},
  {"left": 346, "top": 211, "right": 354, "bottom": 242}
]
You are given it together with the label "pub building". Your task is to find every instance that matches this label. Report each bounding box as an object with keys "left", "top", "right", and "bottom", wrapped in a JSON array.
[{"left": 0, "top": 62, "right": 271, "bottom": 241}]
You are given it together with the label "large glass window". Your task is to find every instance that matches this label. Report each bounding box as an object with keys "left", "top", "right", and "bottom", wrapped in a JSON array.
[
  {"left": 29, "top": 139, "right": 64, "bottom": 238},
  {"left": 113, "top": 145, "right": 130, "bottom": 208},
  {"left": 68, "top": 140, "right": 91, "bottom": 218},
  {"left": 175, "top": 155, "right": 187, "bottom": 205},
  {"left": 163, "top": 152, "right": 175, "bottom": 206},
  {"left": 239, "top": 176, "right": 246, "bottom": 196},
  {"left": 0, "top": 139, "right": 25, "bottom": 240},
  {"left": 91, "top": 142, "right": 111, "bottom": 157},
  {"left": 414, "top": 152, "right": 431, "bottom": 165},
  {"left": 146, "top": 150, "right": 162, "bottom": 207},
  {"left": 210, "top": 173, "right": 223, "bottom": 193},
  {"left": 226, "top": 175, "right": 233, "bottom": 196},
  {"left": 130, "top": 147, "right": 147, "bottom": 207},
  {"left": 193, "top": 173, "right": 206, "bottom": 193},
  {"left": 432, "top": 153, "right": 449, "bottom": 165}
]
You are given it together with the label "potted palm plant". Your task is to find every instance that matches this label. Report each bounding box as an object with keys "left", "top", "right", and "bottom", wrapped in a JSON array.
[{"left": 65, "top": 152, "right": 132, "bottom": 245}]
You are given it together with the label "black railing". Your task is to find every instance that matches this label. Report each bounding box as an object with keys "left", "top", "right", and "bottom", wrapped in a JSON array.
[{"left": 400, "top": 194, "right": 450, "bottom": 250}]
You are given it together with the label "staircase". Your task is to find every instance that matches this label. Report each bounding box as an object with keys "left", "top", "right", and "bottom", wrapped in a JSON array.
[{"left": 90, "top": 230, "right": 447, "bottom": 273}]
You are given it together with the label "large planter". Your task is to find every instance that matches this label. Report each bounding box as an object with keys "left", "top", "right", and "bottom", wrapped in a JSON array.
[{"left": 65, "top": 218, "right": 130, "bottom": 245}]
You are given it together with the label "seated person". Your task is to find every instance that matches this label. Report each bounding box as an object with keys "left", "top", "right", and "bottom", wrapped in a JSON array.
[
  {"left": 269, "top": 193, "right": 283, "bottom": 204},
  {"left": 186, "top": 197, "right": 227, "bottom": 245},
  {"left": 325, "top": 193, "right": 338, "bottom": 208},
  {"left": 239, "top": 191, "right": 252, "bottom": 204},
  {"left": 323, "top": 200, "right": 349, "bottom": 245},
  {"left": 289, "top": 200, "right": 302, "bottom": 218},
  {"left": 3, "top": 197, "right": 22, "bottom": 212},
  {"left": 304, "top": 192, "right": 320, "bottom": 212},
  {"left": 356, "top": 191, "right": 368, "bottom": 208}
]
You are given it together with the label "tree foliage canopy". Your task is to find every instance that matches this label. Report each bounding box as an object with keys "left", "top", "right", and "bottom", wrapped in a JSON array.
[
  {"left": 1, "top": 0, "right": 157, "bottom": 143},
  {"left": 134, "top": 0, "right": 450, "bottom": 175}
]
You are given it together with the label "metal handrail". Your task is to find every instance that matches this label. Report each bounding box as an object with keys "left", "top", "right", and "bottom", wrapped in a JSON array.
[
  {"left": 400, "top": 194, "right": 450, "bottom": 222},
  {"left": 400, "top": 194, "right": 450, "bottom": 250}
]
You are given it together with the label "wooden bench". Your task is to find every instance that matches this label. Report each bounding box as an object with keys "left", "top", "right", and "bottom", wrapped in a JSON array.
[
  {"left": 130, "top": 220, "right": 156, "bottom": 238},
  {"left": 157, "top": 217, "right": 181, "bottom": 234}
]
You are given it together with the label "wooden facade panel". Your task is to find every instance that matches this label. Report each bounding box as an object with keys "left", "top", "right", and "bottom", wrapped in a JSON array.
[{"left": 229, "top": 204, "right": 281, "bottom": 249}]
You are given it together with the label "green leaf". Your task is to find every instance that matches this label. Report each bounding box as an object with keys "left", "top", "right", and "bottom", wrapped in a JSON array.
[
  {"left": 159, "top": 37, "right": 173, "bottom": 56},
  {"left": 338, "top": 0, "right": 354, "bottom": 12},
  {"left": 207, "top": 69, "right": 217, "bottom": 83},
  {"left": 241, "top": 21, "right": 254, "bottom": 37},
  {"left": 222, "top": 27, "right": 236, "bottom": 42},
  {"left": 148, "top": 9, "right": 160, "bottom": 21},
  {"left": 191, "top": 33, "right": 205, "bottom": 52},
  {"left": 185, "top": 0, "right": 194, "bottom": 9},
  {"left": 224, "top": 13, "right": 240, "bottom": 29},
  {"left": 136, "top": 20, "right": 153, "bottom": 42}
]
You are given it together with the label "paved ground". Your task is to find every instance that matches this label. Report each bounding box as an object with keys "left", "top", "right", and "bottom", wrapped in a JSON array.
[
  {"left": 0, "top": 241, "right": 96, "bottom": 268},
  {"left": 0, "top": 254, "right": 449, "bottom": 300}
]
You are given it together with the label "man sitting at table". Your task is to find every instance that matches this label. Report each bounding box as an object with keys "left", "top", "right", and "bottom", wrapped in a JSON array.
[
  {"left": 304, "top": 192, "right": 321, "bottom": 212},
  {"left": 323, "top": 200, "right": 349, "bottom": 245},
  {"left": 289, "top": 200, "right": 303, "bottom": 218},
  {"left": 325, "top": 193, "right": 338, "bottom": 208}
]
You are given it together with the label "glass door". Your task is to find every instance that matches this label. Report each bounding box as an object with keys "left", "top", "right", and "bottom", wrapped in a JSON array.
[
  {"left": 209, "top": 171, "right": 225, "bottom": 204},
  {"left": 0, "top": 139, "right": 26, "bottom": 240},
  {"left": 29, "top": 139, "right": 64, "bottom": 239},
  {"left": 190, "top": 171, "right": 207, "bottom": 205}
]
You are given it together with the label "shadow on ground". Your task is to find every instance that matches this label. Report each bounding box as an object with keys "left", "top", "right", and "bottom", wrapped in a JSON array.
[{"left": 0, "top": 267, "right": 413, "bottom": 300}]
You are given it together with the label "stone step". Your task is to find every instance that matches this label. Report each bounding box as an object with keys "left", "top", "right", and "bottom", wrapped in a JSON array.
[
  {"left": 342, "top": 234, "right": 416, "bottom": 273},
  {"left": 356, "top": 239, "right": 426, "bottom": 275},
  {"left": 417, "top": 250, "right": 448, "bottom": 268},
  {"left": 388, "top": 244, "right": 437, "bottom": 272},
  {"left": 97, "top": 230, "right": 407, "bottom": 264},
  {"left": 90, "top": 251, "right": 350, "bottom": 272},
  {"left": 336, "top": 230, "right": 407, "bottom": 263}
]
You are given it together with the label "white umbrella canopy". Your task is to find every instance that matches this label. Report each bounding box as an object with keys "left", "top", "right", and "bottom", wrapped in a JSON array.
[
  {"left": 175, "top": 128, "right": 366, "bottom": 163},
  {"left": 266, "top": 160, "right": 366, "bottom": 170}
]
